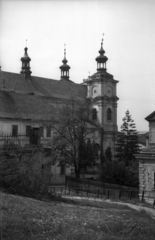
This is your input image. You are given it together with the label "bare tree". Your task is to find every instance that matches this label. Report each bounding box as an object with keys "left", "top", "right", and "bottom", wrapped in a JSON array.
[{"left": 49, "top": 98, "right": 99, "bottom": 178}]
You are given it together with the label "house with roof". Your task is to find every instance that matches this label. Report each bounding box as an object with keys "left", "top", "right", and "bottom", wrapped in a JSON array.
[
  {"left": 135, "top": 111, "right": 155, "bottom": 205},
  {"left": 145, "top": 111, "right": 155, "bottom": 149},
  {"left": 0, "top": 38, "right": 119, "bottom": 178}
]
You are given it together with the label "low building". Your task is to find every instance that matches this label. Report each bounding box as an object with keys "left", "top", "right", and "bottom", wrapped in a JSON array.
[{"left": 135, "top": 112, "right": 155, "bottom": 205}]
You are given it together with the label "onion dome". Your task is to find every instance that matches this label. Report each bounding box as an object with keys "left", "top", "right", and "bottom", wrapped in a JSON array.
[
  {"left": 20, "top": 42, "right": 32, "bottom": 79},
  {"left": 60, "top": 45, "right": 70, "bottom": 80},
  {"left": 95, "top": 37, "right": 108, "bottom": 72}
]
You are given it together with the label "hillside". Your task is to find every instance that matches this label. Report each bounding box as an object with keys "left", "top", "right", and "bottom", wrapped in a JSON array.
[{"left": 1, "top": 190, "right": 155, "bottom": 240}]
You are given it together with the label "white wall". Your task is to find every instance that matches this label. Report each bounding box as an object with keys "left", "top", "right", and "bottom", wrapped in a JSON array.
[{"left": 0, "top": 120, "right": 32, "bottom": 134}]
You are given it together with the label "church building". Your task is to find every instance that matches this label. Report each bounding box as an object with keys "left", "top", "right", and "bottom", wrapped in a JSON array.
[{"left": 0, "top": 38, "right": 119, "bottom": 157}]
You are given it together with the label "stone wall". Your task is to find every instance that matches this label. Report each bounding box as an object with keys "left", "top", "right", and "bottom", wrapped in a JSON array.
[{"left": 135, "top": 149, "right": 155, "bottom": 205}]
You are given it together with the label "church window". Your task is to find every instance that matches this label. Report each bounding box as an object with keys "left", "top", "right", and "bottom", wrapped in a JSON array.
[
  {"left": 26, "top": 126, "right": 31, "bottom": 136},
  {"left": 12, "top": 125, "right": 18, "bottom": 136},
  {"left": 60, "top": 164, "right": 65, "bottom": 175},
  {"left": 107, "top": 108, "right": 112, "bottom": 121},
  {"left": 39, "top": 126, "right": 44, "bottom": 137},
  {"left": 92, "top": 108, "right": 97, "bottom": 120},
  {"left": 46, "top": 126, "right": 51, "bottom": 137},
  {"left": 92, "top": 86, "right": 98, "bottom": 96}
]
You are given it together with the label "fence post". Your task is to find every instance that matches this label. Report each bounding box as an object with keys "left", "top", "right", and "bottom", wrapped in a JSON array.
[
  {"left": 107, "top": 189, "right": 110, "bottom": 199},
  {"left": 130, "top": 191, "right": 132, "bottom": 200},
  {"left": 119, "top": 190, "right": 121, "bottom": 199},
  {"left": 87, "top": 189, "right": 89, "bottom": 197},
  {"left": 141, "top": 190, "right": 144, "bottom": 202},
  {"left": 97, "top": 189, "right": 100, "bottom": 198}
]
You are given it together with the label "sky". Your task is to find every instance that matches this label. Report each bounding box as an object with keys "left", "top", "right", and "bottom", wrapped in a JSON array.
[{"left": 0, "top": 0, "right": 155, "bottom": 131}]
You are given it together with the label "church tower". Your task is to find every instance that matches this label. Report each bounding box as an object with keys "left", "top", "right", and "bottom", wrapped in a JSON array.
[
  {"left": 85, "top": 36, "right": 119, "bottom": 155},
  {"left": 60, "top": 45, "right": 70, "bottom": 80},
  {"left": 20, "top": 43, "right": 32, "bottom": 79}
]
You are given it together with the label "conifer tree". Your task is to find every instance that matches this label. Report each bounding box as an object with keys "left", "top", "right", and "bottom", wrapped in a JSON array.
[{"left": 115, "top": 110, "right": 140, "bottom": 166}]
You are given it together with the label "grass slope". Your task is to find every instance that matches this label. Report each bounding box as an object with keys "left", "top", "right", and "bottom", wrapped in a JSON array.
[{"left": 1, "top": 190, "right": 155, "bottom": 240}]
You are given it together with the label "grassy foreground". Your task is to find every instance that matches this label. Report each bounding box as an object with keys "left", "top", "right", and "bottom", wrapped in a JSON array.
[{"left": 1, "top": 190, "right": 155, "bottom": 240}]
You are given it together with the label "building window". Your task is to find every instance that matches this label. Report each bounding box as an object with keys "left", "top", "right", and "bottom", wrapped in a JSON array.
[
  {"left": 44, "top": 148, "right": 51, "bottom": 157},
  {"left": 107, "top": 108, "right": 112, "bottom": 121},
  {"left": 26, "top": 126, "right": 31, "bottom": 136},
  {"left": 12, "top": 125, "right": 18, "bottom": 136},
  {"left": 46, "top": 127, "right": 51, "bottom": 137},
  {"left": 60, "top": 165, "right": 65, "bottom": 175},
  {"left": 39, "top": 127, "right": 44, "bottom": 137},
  {"left": 92, "top": 108, "right": 97, "bottom": 120}
]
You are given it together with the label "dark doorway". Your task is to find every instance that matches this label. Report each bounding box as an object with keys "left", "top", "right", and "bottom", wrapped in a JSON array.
[{"left": 30, "top": 127, "right": 40, "bottom": 145}]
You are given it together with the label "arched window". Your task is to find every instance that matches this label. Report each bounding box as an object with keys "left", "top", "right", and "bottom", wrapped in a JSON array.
[
  {"left": 107, "top": 108, "right": 112, "bottom": 121},
  {"left": 92, "top": 108, "right": 97, "bottom": 120}
]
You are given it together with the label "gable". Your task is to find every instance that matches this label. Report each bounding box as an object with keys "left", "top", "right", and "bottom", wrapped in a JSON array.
[{"left": 145, "top": 111, "right": 155, "bottom": 122}]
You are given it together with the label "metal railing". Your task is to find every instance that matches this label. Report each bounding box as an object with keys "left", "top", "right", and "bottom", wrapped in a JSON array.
[
  {"left": 48, "top": 186, "right": 140, "bottom": 201},
  {"left": 0, "top": 133, "right": 40, "bottom": 149}
]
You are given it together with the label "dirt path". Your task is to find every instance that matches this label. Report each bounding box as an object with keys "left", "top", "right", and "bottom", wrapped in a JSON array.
[
  {"left": 105, "top": 199, "right": 155, "bottom": 219},
  {"left": 62, "top": 195, "right": 155, "bottom": 219}
]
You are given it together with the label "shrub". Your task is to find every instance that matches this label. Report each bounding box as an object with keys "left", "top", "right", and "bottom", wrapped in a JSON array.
[
  {"left": 0, "top": 148, "right": 51, "bottom": 196},
  {"left": 99, "top": 160, "right": 138, "bottom": 188}
]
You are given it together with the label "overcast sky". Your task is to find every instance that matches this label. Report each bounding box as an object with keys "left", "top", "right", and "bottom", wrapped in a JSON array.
[{"left": 0, "top": 0, "right": 155, "bottom": 131}]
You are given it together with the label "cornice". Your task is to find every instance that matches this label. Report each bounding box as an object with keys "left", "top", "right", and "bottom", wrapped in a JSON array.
[
  {"left": 84, "top": 72, "right": 119, "bottom": 85},
  {"left": 86, "top": 78, "right": 119, "bottom": 85},
  {"left": 92, "top": 95, "right": 119, "bottom": 102}
]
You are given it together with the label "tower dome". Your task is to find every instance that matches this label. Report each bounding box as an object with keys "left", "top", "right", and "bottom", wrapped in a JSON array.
[
  {"left": 60, "top": 45, "right": 70, "bottom": 80},
  {"left": 95, "top": 36, "right": 108, "bottom": 72},
  {"left": 20, "top": 42, "right": 32, "bottom": 79}
]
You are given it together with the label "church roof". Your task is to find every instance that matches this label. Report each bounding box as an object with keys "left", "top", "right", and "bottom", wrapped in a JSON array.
[
  {"left": 0, "top": 71, "right": 87, "bottom": 100},
  {"left": 0, "top": 90, "right": 56, "bottom": 121}
]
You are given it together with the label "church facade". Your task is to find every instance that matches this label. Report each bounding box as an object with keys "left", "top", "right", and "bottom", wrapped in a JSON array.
[{"left": 0, "top": 38, "right": 119, "bottom": 157}]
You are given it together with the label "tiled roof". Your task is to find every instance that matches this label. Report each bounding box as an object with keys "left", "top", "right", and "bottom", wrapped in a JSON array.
[
  {"left": 0, "top": 71, "right": 87, "bottom": 99},
  {"left": 0, "top": 90, "right": 56, "bottom": 121}
]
